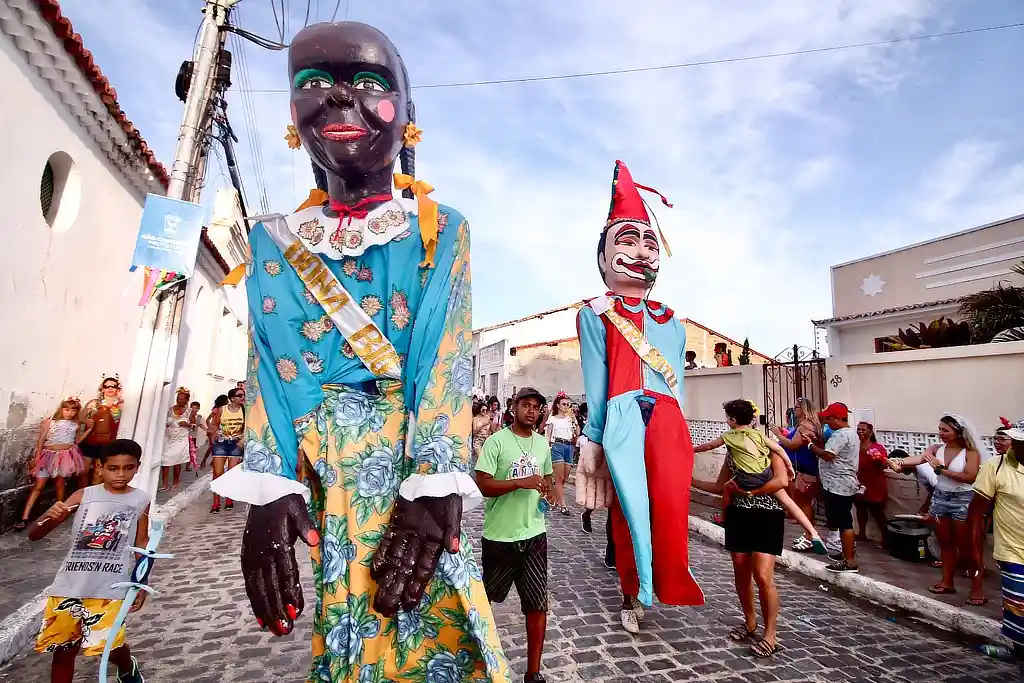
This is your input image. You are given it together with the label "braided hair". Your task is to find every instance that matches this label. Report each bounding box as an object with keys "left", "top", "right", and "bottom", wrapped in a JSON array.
[{"left": 398, "top": 57, "right": 416, "bottom": 200}]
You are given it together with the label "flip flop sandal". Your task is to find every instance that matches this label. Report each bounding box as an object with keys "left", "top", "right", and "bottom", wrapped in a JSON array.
[
  {"left": 750, "top": 638, "right": 778, "bottom": 658},
  {"left": 929, "top": 560, "right": 943, "bottom": 568},
  {"left": 928, "top": 584, "right": 956, "bottom": 595},
  {"left": 11, "top": 520, "right": 27, "bottom": 532},
  {"left": 966, "top": 597, "right": 989, "bottom": 606},
  {"left": 729, "top": 623, "right": 758, "bottom": 642}
]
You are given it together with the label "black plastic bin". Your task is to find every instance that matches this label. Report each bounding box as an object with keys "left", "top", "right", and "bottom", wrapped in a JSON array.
[{"left": 887, "top": 518, "right": 932, "bottom": 563}]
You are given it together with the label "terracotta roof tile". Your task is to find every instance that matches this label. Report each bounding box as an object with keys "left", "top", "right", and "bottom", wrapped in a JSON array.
[
  {"left": 201, "top": 228, "right": 231, "bottom": 276},
  {"left": 811, "top": 298, "right": 960, "bottom": 327},
  {"left": 34, "top": 0, "right": 169, "bottom": 189}
]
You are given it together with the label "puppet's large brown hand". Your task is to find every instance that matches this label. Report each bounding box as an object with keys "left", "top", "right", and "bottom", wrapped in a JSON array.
[
  {"left": 242, "top": 494, "right": 319, "bottom": 636},
  {"left": 370, "top": 493, "right": 461, "bottom": 617}
]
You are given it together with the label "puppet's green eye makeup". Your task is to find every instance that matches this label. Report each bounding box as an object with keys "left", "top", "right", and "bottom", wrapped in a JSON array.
[
  {"left": 352, "top": 71, "right": 390, "bottom": 92},
  {"left": 294, "top": 69, "right": 334, "bottom": 90}
]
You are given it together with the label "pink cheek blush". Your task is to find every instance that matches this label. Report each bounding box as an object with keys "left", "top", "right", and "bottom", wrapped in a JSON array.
[{"left": 376, "top": 99, "right": 395, "bottom": 123}]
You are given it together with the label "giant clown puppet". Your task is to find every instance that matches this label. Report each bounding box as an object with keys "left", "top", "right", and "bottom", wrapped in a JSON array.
[
  {"left": 211, "top": 21, "right": 510, "bottom": 683},
  {"left": 575, "top": 160, "right": 705, "bottom": 631}
]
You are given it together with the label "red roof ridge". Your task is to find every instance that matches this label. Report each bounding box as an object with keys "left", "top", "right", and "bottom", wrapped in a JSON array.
[
  {"left": 679, "top": 318, "right": 770, "bottom": 360},
  {"left": 34, "top": 0, "right": 169, "bottom": 189}
]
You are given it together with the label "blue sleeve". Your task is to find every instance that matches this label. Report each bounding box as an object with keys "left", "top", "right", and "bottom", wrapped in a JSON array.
[
  {"left": 241, "top": 223, "right": 325, "bottom": 482},
  {"left": 577, "top": 305, "right": 608, "bottom": 444},
  {"left": 674, "top": 317, "right": 687, "bottom": 410}
]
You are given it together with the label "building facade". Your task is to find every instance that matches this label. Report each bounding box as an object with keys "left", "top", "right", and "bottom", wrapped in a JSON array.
[
  {"left": 814, "top": 214, "right": 1024, "bottom": 356},
  {"left": 0, "top": 0, "right": 247, "bottom": 527}
]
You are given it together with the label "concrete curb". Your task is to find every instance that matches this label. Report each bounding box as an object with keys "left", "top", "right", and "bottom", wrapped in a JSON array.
[
  {"left": 688, "top": 515, "right": 1007, "bottom": 645},
  {"left": 0, "top": 474, "right": 212, "bottom": 666}
]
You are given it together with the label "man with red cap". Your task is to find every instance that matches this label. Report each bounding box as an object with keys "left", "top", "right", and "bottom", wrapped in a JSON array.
[
  {"left": 575, "top": 160, "right": 704, "bottom": 634},
  {"left": 809, "top": 403, "right": 861, "bottom": 573}
]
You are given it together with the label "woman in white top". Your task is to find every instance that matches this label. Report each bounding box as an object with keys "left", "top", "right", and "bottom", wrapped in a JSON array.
[
  {"left": 891, "top": 413, "right": 988, "bottom": 599},
  {"left": 545, "top": 390, "right": 579, "bottom": 515}
]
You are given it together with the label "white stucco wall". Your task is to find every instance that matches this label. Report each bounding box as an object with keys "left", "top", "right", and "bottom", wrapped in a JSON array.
[{"left": 0, "top": 39, "right": 151, "bottom": 492}]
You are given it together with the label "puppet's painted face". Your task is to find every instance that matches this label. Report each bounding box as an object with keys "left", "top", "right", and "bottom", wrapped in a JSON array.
[
  {"left": 289, "top": 22, "right": 410, "bottom": 179},
  {"left": 598, "top": 222, "right": 660, "bottom": 292}
]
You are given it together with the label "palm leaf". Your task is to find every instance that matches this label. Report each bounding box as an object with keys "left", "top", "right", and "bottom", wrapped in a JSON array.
[
  {"left": 959, "top": 282, "right": 1024, "bottom": 343},
  {"left": 992, "top": 326, "right": 1024, "bottom": 343}
]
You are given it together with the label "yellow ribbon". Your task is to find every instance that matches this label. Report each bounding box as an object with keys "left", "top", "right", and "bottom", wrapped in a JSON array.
[
  {"left": 658, "top": 227, "right": 673, "bottom": 258},
  {"left": 219, "top": 263, "right": 246, "bottom": 287},
  {"left": 394, "top": 173, "right": 439, "bottom": 268}
]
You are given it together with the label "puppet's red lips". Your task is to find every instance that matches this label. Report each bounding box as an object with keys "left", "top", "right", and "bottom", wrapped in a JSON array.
[
  {"left": 322, "top": 124, "right": 366, "bottom": 141},
  {"left": 623, "top": 261, "right": 654, "bottom": 273}
]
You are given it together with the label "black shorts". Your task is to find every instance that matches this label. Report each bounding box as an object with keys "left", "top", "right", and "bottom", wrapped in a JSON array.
[
  {"left": 724, "top": 506, "right": 784, "bottom": 556},
  {"left": 823, "top": 490, "right": 856, "bottom": 531},
  {"left": 79, "top": 443, "right": 103, "bottom": 461},
  {"left": 481, "top": 533, "right": 548, "bottom": 613}
]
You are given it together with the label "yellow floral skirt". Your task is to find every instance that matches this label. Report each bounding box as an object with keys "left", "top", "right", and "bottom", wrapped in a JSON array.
[{"left": 302, "top": 382, "right": 510, "bottom": 683}]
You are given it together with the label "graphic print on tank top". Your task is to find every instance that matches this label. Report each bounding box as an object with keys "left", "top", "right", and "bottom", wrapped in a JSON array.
[{"left": 72, "top": 505, "right": 133, "bottom": 557}]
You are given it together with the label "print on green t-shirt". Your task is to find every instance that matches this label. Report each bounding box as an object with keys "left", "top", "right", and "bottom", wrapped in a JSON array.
[{"left": 474, "top": 428, "right": 553, "bottom": 542}]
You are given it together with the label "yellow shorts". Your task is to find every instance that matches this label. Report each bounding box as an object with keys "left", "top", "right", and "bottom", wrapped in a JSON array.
[{"left": 35, "top": 597, "right": 127, "bottom": 656}]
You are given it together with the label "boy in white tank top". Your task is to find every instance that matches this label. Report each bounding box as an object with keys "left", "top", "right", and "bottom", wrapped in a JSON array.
[{"left": 28, "top": 438, "right": 150, "bottom": 683}]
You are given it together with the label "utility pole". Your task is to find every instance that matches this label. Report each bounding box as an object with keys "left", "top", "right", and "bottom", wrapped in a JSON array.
[{"left": 135, "top": 0, "right": 240, "bottom": 499}]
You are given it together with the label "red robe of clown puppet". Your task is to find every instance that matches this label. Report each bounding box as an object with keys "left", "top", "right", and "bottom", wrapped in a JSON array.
[{"left": 576, "top": 160, "right": 704, "bottom": 608}]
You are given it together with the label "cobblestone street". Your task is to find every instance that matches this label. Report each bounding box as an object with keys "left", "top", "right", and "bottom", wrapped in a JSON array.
[{"left": 0, "top": 489, "right": 1016, "bottom": 683}]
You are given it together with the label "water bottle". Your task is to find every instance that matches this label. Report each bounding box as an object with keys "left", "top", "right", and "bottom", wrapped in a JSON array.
[
  {"left": 975, "top": 644, "right": 1014, "bottom": 661},
  {"left": 538, "top": 497, "right": 551, "bottom": 514}
]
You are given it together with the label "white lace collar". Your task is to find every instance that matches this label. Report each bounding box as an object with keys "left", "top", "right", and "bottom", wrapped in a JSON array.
[{"left": 274, "top": 197, "right": 417, "bottom": 260}]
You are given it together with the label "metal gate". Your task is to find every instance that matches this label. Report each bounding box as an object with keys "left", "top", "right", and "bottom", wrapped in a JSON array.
[{"left": 762, "top": 345, "right": 827, "bottom": 430}]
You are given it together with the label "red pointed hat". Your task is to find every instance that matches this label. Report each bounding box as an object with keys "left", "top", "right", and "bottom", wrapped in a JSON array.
[{"left": 604, "top": 160, "right": 674, "bottom": 255}]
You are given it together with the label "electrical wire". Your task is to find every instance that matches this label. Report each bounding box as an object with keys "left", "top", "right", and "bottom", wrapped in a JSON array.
[
  {"left": 238, "top": 21, "right": 1024, "bottom": 93},
  {"left": 268, "top": 0, "right": 284, "bottom": 43},
  {"left": 303, "top": 0, "right": 311, "bottom": 28},
  {"left": 225, "top": 25, "right": 288, "bottom": 51},
  {"left": 329, "top": 0, "right": 342, "bottom": 22},
  {"left": 344, "top": 0, "right": 349, "bottom": 21},
  {"left": 231, "top": 7, "right": 273, "bottom": 213}
]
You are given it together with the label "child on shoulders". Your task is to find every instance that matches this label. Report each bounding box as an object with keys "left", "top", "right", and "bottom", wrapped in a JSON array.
[{"left": 694, "top": 399, "right": 826, "bottom": 554}]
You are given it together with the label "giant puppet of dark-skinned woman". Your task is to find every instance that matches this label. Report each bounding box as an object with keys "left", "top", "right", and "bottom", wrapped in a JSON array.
[
  {"left": 211, "top": 22, "right": 510, "bottom": 683},
  {"left": 575, "top": 161, "right": 705, "bottom": 622}
]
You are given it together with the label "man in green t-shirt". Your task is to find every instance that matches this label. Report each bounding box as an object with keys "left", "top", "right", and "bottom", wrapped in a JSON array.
[{"left": 475, "top": 386, "right": 553, "bottom": 683}]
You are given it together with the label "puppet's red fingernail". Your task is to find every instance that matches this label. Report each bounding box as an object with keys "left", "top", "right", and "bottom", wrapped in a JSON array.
[
  {"left": 256, "top": 617, "right": 264, "bottom": 628},
  {"left": 450, "top": 537, "right": 460, "bottom": 552},
  {"left": 286, "top": 604, "right": 297, "bottom": 620}
]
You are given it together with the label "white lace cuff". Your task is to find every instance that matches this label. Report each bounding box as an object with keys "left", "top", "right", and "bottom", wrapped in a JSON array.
[
  {"left": 398, "top": 471, "right": 483, "bottom": 512},
  {"left": 209, "top": 467, "right": 309, "bottom": 505}
]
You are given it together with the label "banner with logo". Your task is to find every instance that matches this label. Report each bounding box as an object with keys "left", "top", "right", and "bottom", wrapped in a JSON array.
[{"left": 131, "top": 194, "right": 206, "bottom": 278}]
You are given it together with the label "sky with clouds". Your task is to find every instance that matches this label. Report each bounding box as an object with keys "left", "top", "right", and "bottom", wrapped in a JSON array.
[{"left": 59, "top": 0, "right": 1024, "bottom": 358}]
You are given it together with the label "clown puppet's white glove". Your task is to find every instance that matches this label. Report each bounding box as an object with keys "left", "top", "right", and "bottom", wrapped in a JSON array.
[{"left": 575, "top": 438, "right": 614, "bottom": 509}]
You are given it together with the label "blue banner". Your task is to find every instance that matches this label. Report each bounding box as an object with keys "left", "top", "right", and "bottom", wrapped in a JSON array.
[{"left": 131, "top": 194, "right": 206, "bottom": 277}]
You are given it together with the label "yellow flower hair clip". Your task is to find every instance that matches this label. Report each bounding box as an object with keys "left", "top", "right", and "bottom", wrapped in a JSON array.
[
  {"left": 402, "top": 122, "right": 423, "bottom": 148},
  {"left": 175, "top": 386, "right": 191, "bottom": 396},
  {"left": 285, "top": 124, "right": 301, "bottom": 150}
]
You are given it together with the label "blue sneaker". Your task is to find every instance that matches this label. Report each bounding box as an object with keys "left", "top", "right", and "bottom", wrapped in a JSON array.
[{"left": 116, "top": 656, "right": 144, "bottom": 683}]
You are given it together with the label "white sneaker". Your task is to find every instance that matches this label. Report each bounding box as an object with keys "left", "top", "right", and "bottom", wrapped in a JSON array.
[
  {"left": 630, "top": 597, "right": 645, "bottom": 621},
  {"left": 620, "top": 609, "right": 640, "bottom": 634},
  {"left": 791, "top": 536, "right": 813, "bottom": 552},
  {"left": 826, "top": 538, "right": 843, "bottom": 555}
]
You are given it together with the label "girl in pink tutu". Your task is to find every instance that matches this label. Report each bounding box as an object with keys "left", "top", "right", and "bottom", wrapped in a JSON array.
[{"left": 12, "top": 398, "right": 86, "bottom": 531}]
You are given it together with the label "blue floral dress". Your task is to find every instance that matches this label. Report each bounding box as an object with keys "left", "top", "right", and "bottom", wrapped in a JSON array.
[{"left": 219, "top": 196, "right": 510, "bottom": 683}]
